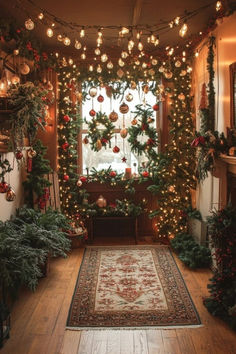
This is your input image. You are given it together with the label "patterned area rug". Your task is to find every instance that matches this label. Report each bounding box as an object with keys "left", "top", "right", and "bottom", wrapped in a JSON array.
[{"left": 67, "top": 246, "right": 201, "bottom": 329}]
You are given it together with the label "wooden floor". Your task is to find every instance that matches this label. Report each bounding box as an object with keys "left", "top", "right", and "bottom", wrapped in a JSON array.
[{"left": 1, "top": 236, "right": 236, "bottom": 354}]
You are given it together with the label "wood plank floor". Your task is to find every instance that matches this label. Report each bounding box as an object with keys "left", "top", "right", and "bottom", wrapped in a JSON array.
[{"left": 1, "top": 236, "right": 236, "bottom": 354}]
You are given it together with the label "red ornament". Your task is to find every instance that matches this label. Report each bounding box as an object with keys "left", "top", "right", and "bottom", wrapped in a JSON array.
[
  {"left": 63, "top": 174, "right": 69, "bottom": 181},
  {"left": 101, "top": 138, "right": 108, "bottom": 144},
  {"left": 191, "top": 136, "right": 205, "bottom": 147},
  {"left": 82, "top": 136, "right": 89, "bottom": 144},
  {"left": 89, "top": 109, "right": 96, "bottom": 117},
  {"left": 80, "top": 176, "right": 87, "bottom": 183},
  {"left": 109, "top": 171, "right": 117, "bottom": 177},
  {"left": 0, "top": 181, "right": 9, "bottom": 193},
  {"left": 97, "top": 95, "right": 104, "bottom": 103},
  {"left": 15, "top": 150, "right": 23, "bottom": 160},
  {"left": 62, "top": 142, "right": 69, "bottom": 150},
  {"left": 142, "top": 171, "right": 149, "bottom": 178},
  {"left": 113, "top": 146, "right": 120, "bottom": 153},
  {"left": 153, "top": 104, "right": 159, "bottom": 111},
  {"left": 63, "top": 115, "right": 70, "bottom": 123}
]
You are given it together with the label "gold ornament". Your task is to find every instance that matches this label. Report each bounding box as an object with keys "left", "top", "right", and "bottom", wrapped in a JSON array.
[
  {"left": 131, "top": 118, "right": 137, "bottom": 125},
  {"left": 25, "top": 18, "right": 34, "bottom": 30},
  {"left": 178, "top": 93, "right": 185, "bottom": 101},
  {"left": 142, "top": 84, "right": 149, "bottom": 93},
  {"left": 125, "top": 93, "right": 133, "bottom": 102},
  {"left": 11, "top": 75, "right": 20, "bottom": 85},
  {"left": 175, "top": 60, "right": 182, "bottom": 67},
  {"left": 117, "top": 69, "right": 124, "bottom": 78},
  {"left": 96, "top": 195, "right": 107, "bottom": 208},
  {"left": 168, "top": 185, "right": 175, "bottom": 192},
  {"left": 77, "top": 179, "right": 83, "bottom": 187},
  {"left": 27, "top": 149, "right": 37, "bottom": 158},
  {"left": 164, "top": 71, "right": 173, "bottom": 79},
  {"left": 109, "top": 110, "right": 118, "bottom": 122},
  {"left": 119, "top": 102, "right": 129, "bottom": 114},
  {"left": 6, "top": 187, "right": 16, "bottom": 202},
  {"left": 180, "top": 70, "right": 187, "bottom": 77},
  {"left": 19, "top": 63, "right": 30, "bottom": 75},
  {"left": 96, "top": 139, "right": 102, "bottom": 151},
  {"left": 120, "top": 128, "right": 128, "bottom": 138}
]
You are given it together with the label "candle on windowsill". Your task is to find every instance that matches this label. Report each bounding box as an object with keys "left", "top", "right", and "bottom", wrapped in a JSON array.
[{"left": 125, "top": 167, "right": 132, "bottom": 179}]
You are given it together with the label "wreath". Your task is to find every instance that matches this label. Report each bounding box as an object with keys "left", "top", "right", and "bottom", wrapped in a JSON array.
[
  {"left": 128, "top": 104, "right": 158, "bottom": 158},
  {"left": 85, "top": 112, "right": 115, "bottom": 151}
]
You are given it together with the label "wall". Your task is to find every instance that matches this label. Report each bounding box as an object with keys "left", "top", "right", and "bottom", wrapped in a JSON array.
[
  {"left": 192, "top": 12, "right": 236, "bottom": 221},
  {"left": 0, "top": 152, "right": 25, "bottom": 221}
]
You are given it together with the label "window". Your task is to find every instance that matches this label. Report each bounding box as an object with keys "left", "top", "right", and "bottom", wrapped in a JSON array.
[{"left": 81, "top": 83, "right": 158, "bottom": 175}]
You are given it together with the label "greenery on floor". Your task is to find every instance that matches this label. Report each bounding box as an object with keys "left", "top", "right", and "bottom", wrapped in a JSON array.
[
  {"left": 204, "top": 205, "right": 236, "bottom": 330},
  {"left": 170, "top": 233, "right": 211, "bottom": 269},
  {"left": 0, "top": 208, "right": 71, "bottom": 298}
]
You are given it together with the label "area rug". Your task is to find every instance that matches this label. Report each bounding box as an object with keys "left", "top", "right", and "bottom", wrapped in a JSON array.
[{"left": 67, "top": 246, "right": 201, "bottom": 329}]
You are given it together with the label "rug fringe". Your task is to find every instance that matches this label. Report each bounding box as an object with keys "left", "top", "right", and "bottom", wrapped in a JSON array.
[{"left": 66, "top": 324, "right": 203, "bottom": 331}]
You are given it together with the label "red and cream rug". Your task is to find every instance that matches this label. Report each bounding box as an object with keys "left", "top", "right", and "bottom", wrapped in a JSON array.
[{"left": 67, "top": 246, "right": 201, "bottom": 329}]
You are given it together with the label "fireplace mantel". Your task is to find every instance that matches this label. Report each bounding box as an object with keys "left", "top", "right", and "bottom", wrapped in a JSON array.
[{"left": 219, "top": 154, "right": 236, "bottom": 175}]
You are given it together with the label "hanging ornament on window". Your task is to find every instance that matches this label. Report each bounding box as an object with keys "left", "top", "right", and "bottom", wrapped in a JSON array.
[
  {"left": 120, "top": 128, "right": 128, "bottom": 138},
  {"left": 96, "top": 139, "right": 102, "bottom": 151},
  {"left": 19, "top": 63, "right": 30, "bottom": 75},
  {"left": 142, "top": 84, "right": 149, "bottom": 94},
  {"left": 82, "top": 136, "right": 89, "bottom": 144},
  {"left": 131, "top": 118, "right": 137, "bottom": 125},
  {"left": 97, "top": 94, "right": 104, "bottom": 103},
  {"left": 113, "top": 145, "right": 120, "bottom": 153},
  {"left": 119, "top": 102, "right": 129, "bottom": 114},
  {"left": 153, "top": 103, "right": 159, "bottom": 111},
  {"left": 25, "top": 18, "right": 35, "bottom": 30},
  {"left": 11, "top": 75, "right": 20, "bottom": 85},
  {"left": 109, "top": 110, "right": 118, "bottom": 122},
  {"left": 89, "top": 87, "right": 97, "bottom": 97},
  {"left": 0, "top": 180, "right": 9, "bottom": 193},
  {"left": 89, "top": 109, "right": 96, "bottom": 117},
  {"left": 15, "top": 150, "right": 23, "bottom": 160},
  {"left": 125, "top": 93, "right": 133, "bottom": 102},
  {"left": 6, "top": 187, "right": 16, "bottom": 202}
]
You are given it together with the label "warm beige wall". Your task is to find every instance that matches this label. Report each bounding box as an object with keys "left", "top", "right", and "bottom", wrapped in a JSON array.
[
  {"left": 192, "top": 12, "right": 236, "bottom": 219},
  {"left": 0, "top": 152, "right": 25, "bottom": 221}
]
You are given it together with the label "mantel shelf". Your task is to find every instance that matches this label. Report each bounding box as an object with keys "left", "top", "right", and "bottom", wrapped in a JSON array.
[{"left": 220, "top": 154, "right": 236, "bottom": 175}]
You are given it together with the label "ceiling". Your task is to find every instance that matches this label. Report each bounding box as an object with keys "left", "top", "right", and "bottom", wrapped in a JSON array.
[{"left": 1, "top": 0, "right": 221, "bottom": 61}]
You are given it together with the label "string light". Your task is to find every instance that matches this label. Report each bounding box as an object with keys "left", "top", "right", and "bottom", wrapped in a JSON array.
[
  {"left": 46, "top": 28, "right": 53, "bottom": 37},
  {"left": 75, "top": 40, "right": 82, "bottom": 49},
  {"left": 216, "top": 1, "right": 222, "bottom": 11},
  {"left": 63, "top": 37, "right": 71, "bottom": 46},
  {"left": 38, "top": 12, "right": 44, "bottom": 20},
  {"left": 179, "top": 22, "right": 188, "bottom": 37},
  {"left": 80, "top": 27, "right": 85, "bottom": 38}
]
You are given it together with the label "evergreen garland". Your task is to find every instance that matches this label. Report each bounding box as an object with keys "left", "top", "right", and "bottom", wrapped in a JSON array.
[
  {"left": 23, "top": 140, "right": 52, "bottom": 209},
  {"left": 128, "top": 104, "right": 158, "bottom": 160},
  {"left": 85, "top": 112, "right": 115, "bottom": 151},
  {"left": 206, "top": 36, "right": 216, "bottom": 132},
  {"left": 57, "top": 67, "right": 82, "bottom": 219}
]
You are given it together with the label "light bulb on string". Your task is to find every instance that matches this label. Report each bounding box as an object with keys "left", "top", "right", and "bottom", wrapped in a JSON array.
[
  {"left": 101, "top": 53, "right": 108, "bottom": 62},
  {"left": 97, "top": 37, "right": 103, "bottom": 46},
  {"left": 95, "top": 47, "right": 101, "bottom": 55},
  {"left": 119, "top": 26, "right": 129, "bottom": 37},
  {"left": 154, "top": 37, "right": 160, "bottom": 46},
  {"left": 25, "top": 18, "right": 34, "bottom": 30},
  {"left": 57, "top": 34, "right": 63, "bottom": 42},
  {"left": 47, "top": 28, "right": 53, "bottom": 37},
  {"left": 174, "top": 16, "right": 180, "bottom": 26},
  {"left": 138, "top": 40, "right": 143, "bottom": 51},
  {"left": 80, "top": 27, "right": 85, "bottom": 38},
  {"left": 107, "top": 61, "right": 113, "bottom": 69},
  {"left": 121, "top": 51, "right": 128, "bottom": 59},
  {"left": 63, "top": 37, "right": 71, "bottom": 46},
  {"left": 88, "top": 65, "right": 94, "bottom": 72},
  {"left": 150, "top": 34, "right": 156, "bottom": 43},
  {"left": 38, "top": 13, "right": 44, "bottom": 20},
  {"left": 97, "top": 64, "right": 102, "bottom": 73},
  {"left": 195, "top": 51, "right": 199, "bottom": 57},
  {"left": 179, "top": 22, "right": 188, "bottom": 37},
  {"left": 128, "top": 39, "right": 134, "bottom": 51},
  {"left": 216, "top": 1, "right": 222, "bottom": 11},
  {"left": 136, "top": 31, "right": 141, "bottom": 39},
  {"left": 118, "top": 58, "right": 125, "bottom": 67},
  {"left": 75, "top": 40, "right": 82, "bottom": 49},
  {"left": 81, "top": 53, "right": 86, "bottom": 60}
]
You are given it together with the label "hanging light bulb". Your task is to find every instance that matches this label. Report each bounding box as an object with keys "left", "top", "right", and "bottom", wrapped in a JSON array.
[
  {"left": 118, "top": 58, "right": 125, "bottom": 67},
  {"left": 154, "top": 37, "right": 160, "bottom": 46},
  {"left": 57, "top": 34, "right": 63, "bottom": 42},
  {"left": 174, "top": 17, "right": 180, "bottom": 26},
  {"left": 128, "top": 39, "right": 134, "bottom": 51},
  {"left": 195, "top": 51, "right": 199, "bottom": 57},
  {"left": 107, "top": 61, "right": 113, "bottom": 69},
  {"left": 81, "top": 53, "right": 86, "bottom": 60},
  {"left": 121, "top": 51, "right": 128, "bottom": 59},
  {"left": 119, "top": 26, "right": 129, "bottom": 37},
  {"left": 88, "top": 65, "right": 94, "bottom": 72},
  {"left": 97, "top": 64, "right": 102, "bottom": 73},
  {"left": 167, "top": 47, "right": 174, "bottom": 56},
  {"left": 47, "top": 28, "right": 53, "bottom": 37},
  {"left": 216, "top": 1, "right": 222, "bottom": 11},
  {"left": 179, "top": 22, "right": 188, "bottom": 37},
  {"left": 68, "top": 58, "right": 73, "bottom": 65},
  {"left": 142, "top": 62, "right": 147, "bottom": 69},
  {"left": 169, "top": 21, "right": 174, "bottom": 28},
  {"left": 75, "top": 40, "right": 82, "bottom": 49},
  {"left": 38, "top": 13, "right": 44, "bottom": 20},
  {"left": 138, "top": 40, "right": 143, "bottom": 51},
  {"left": 63, "top": 37, "right": 71, "bottom": 46},
  {"left": 136, "top": 31, "right": 141, "bottom": 39},
  {"left": 25, "top": 18, "right": 34, "bottom": 30},
  {"left": 150, "top": 34, "right": 156, "bottom": 43},
  {"left": 80, "top": 27, "right": 85, "bottom": 38},
  {"left": 101, "top": 53, "right": 108, "bottom": 62},
  {"left": 97, "top": 37, "right": 103, "bottom": 46},
  {"left": 95, "top": 47, "right": 101, "bottom": 55}
]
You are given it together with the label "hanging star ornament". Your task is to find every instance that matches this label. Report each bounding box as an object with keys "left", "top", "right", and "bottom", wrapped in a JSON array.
[{"left": 122, "top": 156, "right": 127, "bottom": 163}]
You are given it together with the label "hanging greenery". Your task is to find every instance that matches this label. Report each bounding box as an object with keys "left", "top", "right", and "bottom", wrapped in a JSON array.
[
  {"left": 85, "top": 112, "right": 115, "bottom": 151},
  {"left": 128, "top": 104, "right": 158, "bottom": 160},
  {"left": 8, "top": 82, "right": 48, "bottom": 150}
]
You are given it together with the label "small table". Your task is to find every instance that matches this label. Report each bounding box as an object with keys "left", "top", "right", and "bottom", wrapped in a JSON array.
[{"left": 88, "top": 216, "right": 138, "bottom": 244}]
